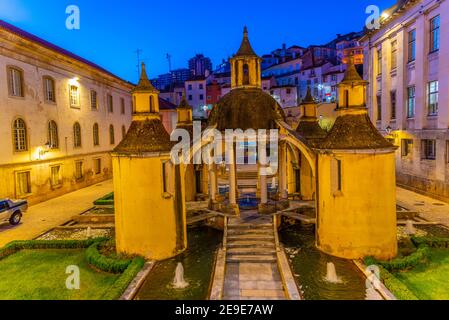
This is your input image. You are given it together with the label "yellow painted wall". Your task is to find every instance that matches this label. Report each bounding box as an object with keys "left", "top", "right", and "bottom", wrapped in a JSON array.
[
  {"left": 317, "top": 151, "right": 397, "bottom": 260},
  {"left": 300, "top": 153, "right": 315, "bottom": 201},
  {"left": 113, "top": 155, "right": 187, "bottom": 260}
]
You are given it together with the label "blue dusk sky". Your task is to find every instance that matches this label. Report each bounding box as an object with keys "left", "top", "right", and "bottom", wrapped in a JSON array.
[{"left": 0, "top": 0, "right": 396, "bottom": 82}]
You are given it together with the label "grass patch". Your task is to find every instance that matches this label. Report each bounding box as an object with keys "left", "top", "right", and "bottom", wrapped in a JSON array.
[
  {"left": 394, "top": 249, "right": 449, "bottom": 300},
  {"left": 0, "top": 249, "right": 120, "bottom": 300}
]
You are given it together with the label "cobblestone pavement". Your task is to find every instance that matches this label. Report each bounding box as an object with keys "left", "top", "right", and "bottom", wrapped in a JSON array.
[
  {"left": 0, "top": 180, "right": 113, "bottom": 248},
  {"left": 397, "top": 187, "right": 449, "bottom": 227}
]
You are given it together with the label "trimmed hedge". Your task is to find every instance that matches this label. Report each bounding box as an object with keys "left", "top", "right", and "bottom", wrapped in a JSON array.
[
  {"left": 0, "top": 239, "right": 108, "bottom": 260},
  {"left": 365, "top": 246, "right": 430, "bottom": 272},
  {"left": 101, "top": 257, "right": 145, "bottom": 300},
  {"left": 412, "top": 236, "right": 449, "bottom": 248},
  {"left": 85, "top": 242, "right": 132, "bottom": 274},
  {"left": 377, "top": 265, "right": 418, "bottom": 300}
]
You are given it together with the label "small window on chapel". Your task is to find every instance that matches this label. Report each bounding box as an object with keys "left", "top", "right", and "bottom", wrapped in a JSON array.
[
  {"left": 162, "top": 161, "right": 173, "bottom": 197},
  {"left": 331, "top": 158, "right": 342, "bottom": 195}
]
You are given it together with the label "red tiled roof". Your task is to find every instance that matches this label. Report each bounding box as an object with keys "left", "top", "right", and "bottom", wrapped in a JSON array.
[
  {"left": 0, "top": 19, "right": 131, "bottom": 85},
  {"left": 159, "top": 97, "right": 177, "bottom": 110}
]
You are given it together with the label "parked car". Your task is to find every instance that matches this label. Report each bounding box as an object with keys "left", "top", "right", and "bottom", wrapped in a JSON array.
[{"left": 0, "top": 199, "right": 28, "bottom": 226}]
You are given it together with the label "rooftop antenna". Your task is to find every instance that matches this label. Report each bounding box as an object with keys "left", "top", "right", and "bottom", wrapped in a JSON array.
[
  {"left": 166, "top": 53, "right": 172, "bottom": 72},
  {"left": 135, "top": 49, "right": 143, "bottom": 78}
]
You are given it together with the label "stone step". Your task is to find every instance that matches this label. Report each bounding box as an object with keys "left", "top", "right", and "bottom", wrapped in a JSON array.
[
  {"left": 227, "top": 235, "right": 275, "bottom": 241},
  {"left": 240, "top": 289, "right": 286, "bottom": 299},
  {"left": 227, "top": 241, "right": 276, "bottom": 249},
  {"left": 227, "top": 224, "right": 273, "bottom": 229},
  {"left": 227, "top": 229, "right": 274, "bottom": 236},
  {"left": 227, "top": 248, "right": 277, "bottom": 255},
  {"left": 226, "top": 255, "right": 277, "bottom": 263}
]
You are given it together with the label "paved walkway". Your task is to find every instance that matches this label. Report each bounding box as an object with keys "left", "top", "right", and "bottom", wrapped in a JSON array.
[
  {"left": 397, "top": 187, "right": 449, "bottom": 227},
  {"left": 222, "top": 211, "right": 288, "bottom": 300},
  {"left": 0, "top": 180, "right": 113, "bottom": 248}
]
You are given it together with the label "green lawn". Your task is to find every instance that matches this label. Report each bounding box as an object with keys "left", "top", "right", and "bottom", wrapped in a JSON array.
[
  {"left": 0, "top": 249, "right": 120, "bottom": 300},
  {"left": 395, "top": 249, "right": 449, "bottom": 300}
]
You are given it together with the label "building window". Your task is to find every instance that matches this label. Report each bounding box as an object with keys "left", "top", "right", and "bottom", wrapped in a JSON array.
[
  {"left": 107, "top": 94, "right": 114, "bottom": 113},
  {"left": 109, "top": 125, "right": 115, "bottom": 145},
  {"left": 93, "top": 123, "right": 100, "bottom": 146},
  {"left": 120, "top": 98, "right": 125, "bottom": 114},
  {"left": 331, "top": 74, "right": 337, "bottom": 81},
  {"left": 408, "top": 29, "right": 416, "bottom": 62},
  {"left": 73, "top": 122, "right": 82, "bottom": 148},
  {"left": 50, "top": 166, "right": 62, "bottom": 187},
  {"left": 428, "top": 81, "right": 439, "bottom": 116},
  {"left": 74, "top": 161, "right": 84, "bottom": 180},
  {"left": 69, "top": 85, "right": 80, "bottom": 108},
  {"left": 376, "top": 95, "right": 382, "bottom": 121},
  {"left": 13, "top": 118, "right": 27, "bottom": 152},
  {"left": 8, "top": 67, "right": 24, "bottom": 97},
  {"left": 188, "top": 95, "right": 192, "bottom": 101},
  {"left": 391, "top": 40, "right": 397, "bottom": 70},
  {"left": 331, "top": 158, "right": 342, "bottom": 194},
  {"left": 48, "top": 120, "right": 59, "bottom": 149},
  {"left": 188, "top": 84, "right": 192, "bottom": 90},
  {"left": 286, "top": 88, "right": 291, "bottom": 94},
  {"left": 162, "top": 161, "right": 172, "bottom": 194},
  {"left": 122, "top": 125, "right": 126, "bottom": 139},
  {"left": 199, "top": 84, "right": 204, "bottom": 90},
  {"left": 407, "top": 86, "right": 415, "bottom": 118},
  {"left": 430, "top": 15, "right": 440, "bottom": 53},
  {"left": 16, "top": 171, "right": 31, "bottom": 196},
  {"left": 422, "top": 140, "right": 436, "bottom": 160},
  {"left": 90, "top": 90, "right": 98, "bottom": 110},
  {"left": 377, "top": 48, "right": 382, "bottom": 75},
  {"left": 93, "top": 158, "right": 102, "bottom": 175},
  {"left": 390, "top": 91, "right": 396, "bottom": 120},
  {"left": 43, "top": 76, "right": 56, "bottom": 102},
  {"left": 243, "top": 64, "right": 250, "bottom": 85},
  {"left": 199, "top": 94, "right": 204, "bottom": 100},
  {"left": 401, "top": 139, "right": 413, "bottom": 157}
]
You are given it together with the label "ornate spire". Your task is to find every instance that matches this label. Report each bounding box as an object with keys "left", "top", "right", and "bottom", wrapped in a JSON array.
[
  {"left": 341, "top": 55, "right": 366, "bottom": 84},
  {"left": 301, "top": 86, "right": 315, "bottom": 104},
  {"left": 177, "top": 93, "right": 191, "bottom": 109},
  {"left": 235, "top": 26, "right": 258, "bottom": 57},
  {"left": 133, "top": 63, "right": 158, "bottom": 93}
]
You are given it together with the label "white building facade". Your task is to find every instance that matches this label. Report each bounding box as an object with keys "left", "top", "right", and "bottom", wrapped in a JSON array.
[
  {"left": 362, "top": 0, "right": 449, "bottom": 201},
  {"left": 0, "top": 21, "right": 132, "bottom": 204}
]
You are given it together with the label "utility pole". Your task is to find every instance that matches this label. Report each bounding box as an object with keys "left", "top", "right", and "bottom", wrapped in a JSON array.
[
  {"left": 166, "top": 53, "right": 172, "bottom": 72},
  {"left": 135, "top": 49, "right": 143, "bottom": 78}
]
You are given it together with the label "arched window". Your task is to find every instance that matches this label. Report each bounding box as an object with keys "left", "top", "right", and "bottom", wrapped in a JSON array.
[
  {"left": 149, "top": 96, "right": 154, "bottom": 112},
  {"left": 8, "top": 66, "right": 24, "bottom": 97},
  {"left": 93, "top": 123, "right": 100, "bottom": 146},
  {"left": 243, "top": 64, "right": 250, "bottom": 85},
  {"left": 48, "top": 120, "right": 59, "bottom": 149},
  {"left": 122, "top": 125, "right": 126, "bottom": 139},
  {"left": 13, "top": 118, "right": 27, "bottom": 152},
  {"left": 73, "top": 122, "right": 82, "bottom": 148},
  {"left": 344, "top": 90, "right": 349, "bottom": 107},
  {"left": 43, "top": 76, "right": 56, "bottom": 102},
  {"left": 109, "top": 125, "right": 115, "bottom": 145}
]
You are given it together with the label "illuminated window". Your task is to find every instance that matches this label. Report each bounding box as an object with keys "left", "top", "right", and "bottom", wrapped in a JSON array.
[
  {"left": 48, "top": 120, "right": 59, "bottom": 149},
  {"left": 121, "top": 98, "right": 125, "bottom": 114},
  {"left": 43, "top": 76, "right": 56, "bottom": 102},
  {"left": 16, "top": 171, "right": 31, "bottom": 196},
  {"left": 107, "top": 94, "right": 114, "bottom": 113},
  {"left": 93, "top": 123, "right": 100, "bottom": 146},
  {"left": 73, "top": 122, "right": 82, "bottom": 148},
  {"left": 50, "top": 166, "right": 61, "bottom": 187},
  {"left": 91, "top": 90, "right": 98, "bottom": 110},
  {"left": 75, "top": 161, "right": 84, "bottom": 180},
  {"left": 428, "top": 81, "right": 438, "bottom": 116},
  {"left": 391, "top": 40, "right": 397, "bottom": 70},
  {"left": 70, "top": 85, "right": 80, "bottom": 108},
  {"left": 430, "top": 15, "right": 440, "bottom": 53},
  {"left": 109, "top": 125, "right": 115, "bottom": 145},
  {"left": 8, "top": 67, "right": 24, "bottom": 97},
  {"left": 13, "top": 118, "right": 27, "bottom": 152},
  {"left": 408, "top": 29, "right": 416, "bottom": 62}
]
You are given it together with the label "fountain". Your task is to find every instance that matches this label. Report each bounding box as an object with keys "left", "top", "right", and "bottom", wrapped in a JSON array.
[
  {"left": 325, "top": 262, "right": 342, "bottom": 284},
  {"left": 172, "top": 262, "right": 189, "bottom": 289},
  {"left": 405, "top": 220, "right": 416, "bottom": 235}
]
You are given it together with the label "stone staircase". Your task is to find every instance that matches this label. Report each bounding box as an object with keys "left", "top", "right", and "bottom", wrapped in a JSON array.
[{"left": 222, "top": 213, "right": 287, "bottom": 300}]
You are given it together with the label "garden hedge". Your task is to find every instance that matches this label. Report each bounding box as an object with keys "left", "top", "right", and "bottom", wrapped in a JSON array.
[
  {"left": 376, "top": 265, "right": 418, "bottom": 300},
  {"left": 365, "top": 246, "right": 430, "bottom": 272},
  {"left": 412, "top": 236, "right": 449, "bottom": 248},
  {"left": 102, "top": 257, "right": 145, "bottom": 300},
  {"left": 85, "top": 241, "right": 132, "bottom": 274}
]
